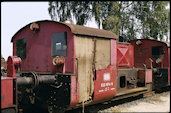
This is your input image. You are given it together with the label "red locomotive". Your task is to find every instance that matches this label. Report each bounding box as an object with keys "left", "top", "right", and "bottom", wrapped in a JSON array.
[{"left": 1, "top": 20, "right": 170, "bottom": 113}]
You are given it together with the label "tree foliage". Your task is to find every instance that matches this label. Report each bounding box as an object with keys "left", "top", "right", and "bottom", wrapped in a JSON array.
[
  {"left": 48, "top": 1, "right": 92, "bottom": 25},
  {"left": 48, "top": 1, "right": 170, "bottom": 41}
]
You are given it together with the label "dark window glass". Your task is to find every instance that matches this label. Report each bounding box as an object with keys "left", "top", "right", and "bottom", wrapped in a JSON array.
[
  {"left": 16, "top": 38, "right": 26, "bottom": 59},
  {"left": 51, "top": 32, "right": 67, "bottom": 57},
  {"left": 152, "top": 46, "right": 164, "bottom": 59}
]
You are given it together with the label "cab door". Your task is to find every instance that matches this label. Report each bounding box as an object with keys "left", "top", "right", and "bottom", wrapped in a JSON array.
[{"left": 93, "top": 39, "right": 117, "bottom": 102}]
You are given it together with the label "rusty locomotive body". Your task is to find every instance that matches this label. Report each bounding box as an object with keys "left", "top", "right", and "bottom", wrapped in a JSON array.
[{"left": 1, "top": 20, "right": 170, "bottom": 113}]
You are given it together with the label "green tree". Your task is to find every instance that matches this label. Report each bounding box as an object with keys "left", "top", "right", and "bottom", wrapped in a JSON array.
[
  {"left": 102, "top": 2, "right": 122, "bottom": 35},
  {"left": 133, "top": 1, "right": 170, "bottom": 40},
  {"left": 48, "top": 1, "right": 170, "bottom": 41},
  {"left": 48, "top": 1, "right": 92, "bottom": 25}
]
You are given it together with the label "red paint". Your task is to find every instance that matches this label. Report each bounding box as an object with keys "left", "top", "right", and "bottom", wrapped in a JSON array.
[
  {"left": 93, "top": 39, "right": 117, "bottom": 102},
  {"left": 6, "top": 20, "right": 170, "bottom": 111},
  {"left": 69, "top": 76, "right": 79, "bottom": 108},
  {"left": 138, "top": 69, "right": 152, "bottom": 83},
  {"left": 145, "top": 69, "right": 152, "bottom": 83},
  {"left": 1, "top": 77, "right": 14, "bottom": 109},
  {"left": 93, "top": 65, "right": 117, "bottom": 102},
  {"left": 7, "top": 56, "right": 21, "bottom": 78},
  {"left": 145, "top": 58, "right": 153, "bottom": 69},
  {"left": 129, "top": 39, "right": 169, "bottom": 68},
  {"left": 111, "top": 40, "right": 117, "bottom": 67},
  {"left": 137, "top": 70, "right": 145, "bottom": 83},
  {"left": 4, "top": 56, "right": 17, "bottom": 111},
  {"left": 93, "top": 40, "right": 117, "bottom": 102},
  {"left": 117, "top": 42, "right": 134, "bottom": 68},
  {"left": 12, "top": 21, "right": 75, "bottom": 74},
  {"left": 68, "top": 35, "right": 79, "bottom": 108}
]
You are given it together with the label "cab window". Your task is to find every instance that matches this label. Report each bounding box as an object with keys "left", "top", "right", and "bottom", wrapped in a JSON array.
[
  {"left": 152, "top": 46, "right": 164, "bottom": 59},
  {"left": 16, "top": 38, "right": 26, "bottom": 59},
  {"left": 51, "top": 32, "right": 67, "bottom": 57}
]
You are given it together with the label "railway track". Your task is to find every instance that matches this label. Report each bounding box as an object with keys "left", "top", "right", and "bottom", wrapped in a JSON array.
[
  {"left": 20, "top": 87, "right": 169, "bottom": 113},
  {"left": 66, "top": 95, "right": 143, "bottom": 113},
  {"left": 66, "top": 88, "right": 170, "bottom": 113}
]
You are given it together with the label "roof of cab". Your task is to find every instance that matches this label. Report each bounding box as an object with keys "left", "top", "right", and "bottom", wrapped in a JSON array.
[
  {"left": 129, "top": 38, "right": 170, "bottom": 47},
  {"left": 11, "top": 20, "right": 118, "bottom": 42}
]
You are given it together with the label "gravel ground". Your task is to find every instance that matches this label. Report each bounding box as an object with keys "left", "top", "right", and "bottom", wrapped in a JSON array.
[{"left": 98, "top": 91, "right": 170, "bottom": 113}]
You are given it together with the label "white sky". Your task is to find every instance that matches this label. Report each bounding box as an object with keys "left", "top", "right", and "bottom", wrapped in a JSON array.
[
  {"left": 1, "top": 2, "right": 170, "bottom": 60},
  {"left": 1, "top": 2, "right": 98, "bottom": 60}
]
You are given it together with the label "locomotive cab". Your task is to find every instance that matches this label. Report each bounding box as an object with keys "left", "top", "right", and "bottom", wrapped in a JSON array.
[
  {"left": 129, "top": 39, "right": 170, "bottom": 90},
  {"left": 10, "top": 20, "right": 118, "bottom": 112}
]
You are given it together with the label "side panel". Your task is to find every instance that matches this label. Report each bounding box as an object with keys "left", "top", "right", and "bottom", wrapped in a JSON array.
[
  {"left": 69, "top": 35, "right": 79, "bottom": 108},
  {"left": 146, "top": 69, "right": 152, "bottom": 83},
  {"left": 69, "top": 76, "right": 79, "bottom": 108},
  {"left": 1, "top": 77, "right": 14, "bottom": 109},
  {"left": 117, "top": 43, "right": 134, "bottom": 68},
  {"left": 75, "top": 36, "right": 94, "bottom": 102},
  {"left": 93, "top": 65, "right": 116, "bottom": 102},
  {"left": 111, "top": 40, "right": 117, "bottom": 66},
  {"left": 137, "top": 69, "right": 152, "bottom": 84},
  {"left": 95, "top": 38, "right": 111, "bottom": 70}
]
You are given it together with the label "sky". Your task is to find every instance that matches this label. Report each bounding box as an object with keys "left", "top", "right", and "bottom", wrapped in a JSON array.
[
  {"left": 1, "top": 2, "right": 170, "bottom": 60},
  {"left": 1, "top": 2, "right": 98, "bottom": 60}
]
